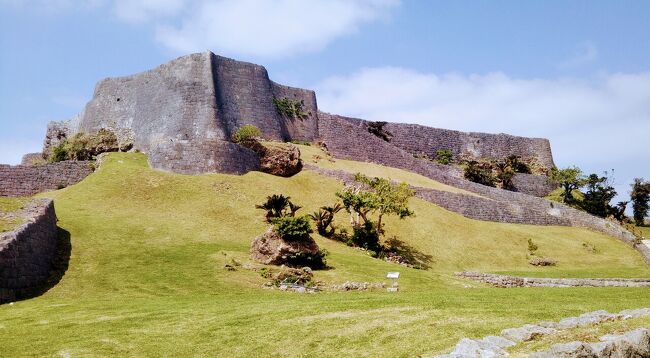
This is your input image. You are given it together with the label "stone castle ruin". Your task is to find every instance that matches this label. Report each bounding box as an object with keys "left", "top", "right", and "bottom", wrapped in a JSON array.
[
  {"left": 41, "top": 52, "right": 554, "bottom": 176},
  {"left": 1, "top": 52, "right": 648, "bottom": 294}
]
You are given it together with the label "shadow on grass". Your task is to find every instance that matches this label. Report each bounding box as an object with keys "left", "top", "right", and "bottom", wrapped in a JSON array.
[
  {"left": 385, "top": 237, "right": 434, "bottom": 270},
  {"left": 2, "top": 227, "right": 71, "bottom": 304}
]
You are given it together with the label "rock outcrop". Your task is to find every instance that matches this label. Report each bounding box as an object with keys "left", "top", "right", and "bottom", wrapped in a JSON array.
[
  {"left": 250, "top": 227, "right": 320, "bottom": 266},
  {"left": 259, "top": 144, "right": 302, "bottom": 177}
]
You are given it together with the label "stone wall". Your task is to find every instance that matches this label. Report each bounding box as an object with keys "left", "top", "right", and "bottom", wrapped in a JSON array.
[
  {"left": 148, "top": 138, "right": 260, "bottom": 175},
  {"left": 511, "top": 173, "right": 558, "bottom": 197},
  {"left": 271, "top": 82, "right": 319, "bottom": 141},
  {"left": 456, "top": 272, "right": 650, "bottom": 288},
  {"left": 0, "top": 199, "right": 59, "bottom": 303},
  {"left": 0, "top": 161, "right": 94, "bottom": 197},
  {"left": 383, "top": 122, "right": 555, "bottom": 170}
]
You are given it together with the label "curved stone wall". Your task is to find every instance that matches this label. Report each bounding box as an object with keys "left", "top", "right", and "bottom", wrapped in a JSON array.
[
  {"left": 0, "top": 161, "right": 94, "bottom": 197},
  {"left": 0, "top": 199, "right": 59, "bottom": 303}
]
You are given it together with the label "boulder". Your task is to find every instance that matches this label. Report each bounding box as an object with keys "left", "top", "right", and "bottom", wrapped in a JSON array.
[
  {"left": 501, "top": 324, "right": 556, "bottom": 342},
  {"left": 251, "top": 227, "right": 320, "bottom": 266},
  {"left": 259, "top": 144, "right": 302, "bottom": 177},
  {"left": 529, "top": 341, "right": 597, "bottom": 358}
]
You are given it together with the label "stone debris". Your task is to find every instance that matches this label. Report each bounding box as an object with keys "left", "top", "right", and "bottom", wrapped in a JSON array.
[
  {"left": 434, "top": 308, "right": 650, "bottom": 357},
  {"left": 331, "top": 281, "right": 386, "bottom": 291}
]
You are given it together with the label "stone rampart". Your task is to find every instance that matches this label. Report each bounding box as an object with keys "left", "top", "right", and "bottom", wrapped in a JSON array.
[
  {"left": 0, "top": 199, "right": 59, "bottom": 303},
  {"left": 271, "top": 82, "right": 319, "bottom": 141},
  {"left": 41, "top": 52, "right": 552, "bottom": 177},
  {"left": 0, "top": 161, "right": 94, "bottom": 197},
  {"left": 511, "top": 173, "right": 558, "bottom": 197},
  {"left": 384, "top": 122, "right": 555, "bottom": 170}
]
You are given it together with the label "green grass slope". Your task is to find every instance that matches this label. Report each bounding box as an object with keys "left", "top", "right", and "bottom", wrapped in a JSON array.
[{"left": 1, "top": 153, "right": 649, "bottom": 357}]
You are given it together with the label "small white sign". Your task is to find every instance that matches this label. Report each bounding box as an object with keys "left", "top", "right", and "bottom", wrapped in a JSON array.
[{"left": 386, "top": 272, "right": 400, "bottom": 279}]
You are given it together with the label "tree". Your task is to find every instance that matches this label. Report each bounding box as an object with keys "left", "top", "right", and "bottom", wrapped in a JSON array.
[
  {"left": 550, "top": 166, "right": 587, "bottom": 204},
  {"left": 336, "top": 173, "right": 414, "bottom": 250},
  {"left": 631, "top": 178, "right": 650, "bottom": 226},
  {"left": 580, "top": 172, "right": 617, "bottom": 218},
  {"left": 309, "top": 204, "right": 342, "bottom": 237},
  {"left": 255, "top": 194, "right": 297, "bottom": 222}
]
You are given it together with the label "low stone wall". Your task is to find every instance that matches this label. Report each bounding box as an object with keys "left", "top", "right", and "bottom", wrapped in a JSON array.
[
  {"left": 0, "top": 161, "right": 95, "bottom": 197},
  {"left": 0, "top": 199, "right": 59, "bottom": 303},
  {"left": 456, "top": 272, "right": 650, "bottom": 288}
]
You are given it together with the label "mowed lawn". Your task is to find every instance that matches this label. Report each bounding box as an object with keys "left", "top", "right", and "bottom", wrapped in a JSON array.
[{"left": 1, "top": 153, "right": 649, "bottom": 357}]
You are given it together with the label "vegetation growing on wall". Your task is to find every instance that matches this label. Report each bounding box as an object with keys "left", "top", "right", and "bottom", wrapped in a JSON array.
[
  {"left": 435, "top": 149, "right": 454, "bottom": 164},
  {"left": 463, "top": 155, "right": 533, "bottom": 190},
  {"left": 273, "top": 96, "right": 308, "bottom": 120},
  {"left": 232, "top": 124, "right": 262, "bottom": 143},
  {"left": 366, "top": 121, "right": 393, "bottom": 142},
  {"left": 49, "top": 129, "right": 120, "bottom": 162}
]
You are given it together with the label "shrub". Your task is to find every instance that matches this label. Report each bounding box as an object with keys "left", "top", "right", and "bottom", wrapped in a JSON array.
[
  {"left": 50, "top": 143, "right": 68, "bottom": 162},
  {"left": 435, "top": 149, "right": 453, "bottom": 165},
  {"left": 284, "top": 249, "right": 328, "bottom": 270},
  {"left": 367, "top": 121, "right": 392, "bottom": 142},
  {"left": 273, "top": 97, "right": 308, "bottom": 120},
  {"left": 48, "top": 129, "right": 119, "bottom": 162},
  {"left": 232, "top": 125, "right": 262, "bottom": 143},
  {"left": 351, "top": 222, "right": 381, "bottom": 253},
  {"left": 308, "top": 204, "right": 342, "bottom": 238},
  {"left": 272, "top": 215, "right": 313, "bottom": 242},
  {"left": 463, "top": 160, "right": 497, "bottom": 187},
  {"left": 527, "top": 238, "right": 538, "bottom": 254},
  {"left": 505, "top": 155, "right": 531, "bottom": 174}
]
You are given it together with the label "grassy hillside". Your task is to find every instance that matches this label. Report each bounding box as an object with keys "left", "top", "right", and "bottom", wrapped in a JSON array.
[
  {"left": 1, "top": 153, "right": 649, "bottom": 357},
  {"left": 0, "top": 197, "right": 27, "bottom": 232}
]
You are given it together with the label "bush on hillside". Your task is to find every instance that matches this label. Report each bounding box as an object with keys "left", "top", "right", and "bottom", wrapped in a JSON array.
[
  {"left": 271, "top": 215, "right": 313, "bottom": 242},
  {"left": 49, "top": 129, "right": 120, "bottom": 162},
  {"left": 232, "top": 124, "right": 262, "bottom": 143},
  {"left": 463, "top": 160, "right": 497, "bottom": 187},
  {"left": 435, "top": 149, "right": 454, "bottom": 165}
]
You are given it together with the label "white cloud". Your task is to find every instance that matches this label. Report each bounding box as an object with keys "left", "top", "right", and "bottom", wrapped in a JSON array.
[
  {"left": 315, "top": 67, "right": 650, "bottom": 200},
  {"left": 149, "top": 0, "right": 399, "bottom": 58},
  {"left": 3, "top": 0, "right": 399, "bottom": 58}
]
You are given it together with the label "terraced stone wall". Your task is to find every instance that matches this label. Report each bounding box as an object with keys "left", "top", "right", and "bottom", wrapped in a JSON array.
[
  {"left": 0, "top": 161, "right": 94, "bottom": 197},
  {"left": 0, "top": 199, "right": 58, "bottom": 303}
]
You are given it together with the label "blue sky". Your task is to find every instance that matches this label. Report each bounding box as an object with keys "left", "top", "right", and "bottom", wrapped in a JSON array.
[{"left": 1, "top": 0, "right": 649, "bottom": 203}]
